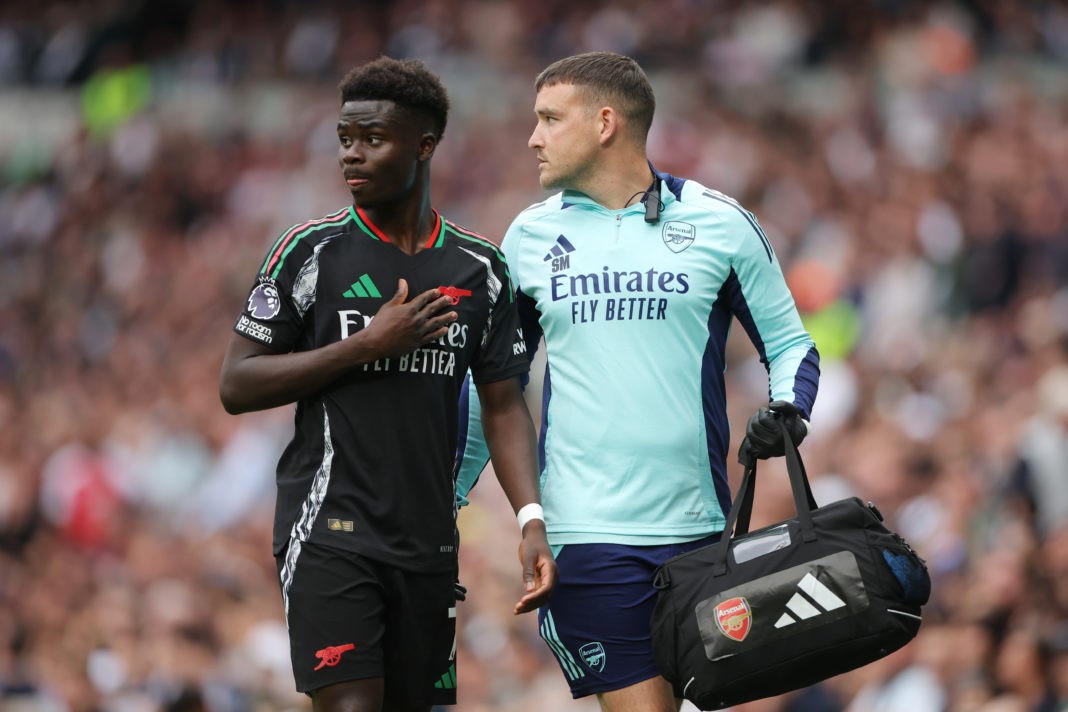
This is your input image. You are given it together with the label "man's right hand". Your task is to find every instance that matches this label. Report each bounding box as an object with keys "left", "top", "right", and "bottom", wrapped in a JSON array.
[
  {"left": 738, "top": 400, "right": 808, "bottom": 464},
  {"left": 514, "top": 519, "right": 557, "bottom": 615},
  {"left": 360, "top": 279, "right": 458, "bottom": 358}
]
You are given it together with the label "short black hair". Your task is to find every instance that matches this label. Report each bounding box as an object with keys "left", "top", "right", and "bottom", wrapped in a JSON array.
[
  {"left": 535, "top": 51, "right": 655, "bottom": 141},
  {"left": 338, "top": 56, "right": 449, "bottom": 138}
]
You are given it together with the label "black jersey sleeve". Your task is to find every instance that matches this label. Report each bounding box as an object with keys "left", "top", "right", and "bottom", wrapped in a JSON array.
[
  {"left": 469, "top": 255, "right": 530, "bottom": 385},
  {"left": 232, "top": 230, "right": 314, "bottom": 353},
  {"left": 515, "top": 287, "right": 543, "bottom": 361}
]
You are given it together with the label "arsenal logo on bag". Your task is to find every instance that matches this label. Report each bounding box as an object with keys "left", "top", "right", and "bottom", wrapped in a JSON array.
[{"left": 713, "top": 597, "right": 752, "bottom": 642}]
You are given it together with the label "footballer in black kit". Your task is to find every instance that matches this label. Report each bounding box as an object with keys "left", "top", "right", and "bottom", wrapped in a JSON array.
[{"left": 219, "top": 56, "right": 554, "bottom": 711}]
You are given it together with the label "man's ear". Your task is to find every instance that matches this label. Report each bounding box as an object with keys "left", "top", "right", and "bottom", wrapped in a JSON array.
[
  {"left": 418, "top": 133, "right": 438, "bottom": 161},
  {"left": 597, "top": 106, "right": 620, "bottom": 146}
]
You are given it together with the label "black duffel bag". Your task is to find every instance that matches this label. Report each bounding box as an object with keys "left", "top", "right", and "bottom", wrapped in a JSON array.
[{"left": 650, "top": 420, "right": 931, "bottom": 710}]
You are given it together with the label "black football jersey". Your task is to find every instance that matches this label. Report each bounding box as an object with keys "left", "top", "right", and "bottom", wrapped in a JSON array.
[{"left": 233, "top": 205, "right": 529, "bottom": 572}]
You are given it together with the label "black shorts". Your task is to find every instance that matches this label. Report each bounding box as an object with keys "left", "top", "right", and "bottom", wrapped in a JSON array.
[{"left": 276, "top": 540, "right": 458, "bottom": 706}]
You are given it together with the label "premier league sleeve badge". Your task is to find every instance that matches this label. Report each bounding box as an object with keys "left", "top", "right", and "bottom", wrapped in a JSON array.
[{"left": 247, "top": 280, "right": 282, "bottom": 320}]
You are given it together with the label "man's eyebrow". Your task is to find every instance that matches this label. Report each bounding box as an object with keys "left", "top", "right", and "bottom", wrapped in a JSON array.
[{"left": 337, "top": 118, "right": 390, "bottom": 130}]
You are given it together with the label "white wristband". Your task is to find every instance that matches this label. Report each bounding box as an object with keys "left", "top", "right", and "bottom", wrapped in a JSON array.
[{"left": 516, "top": 503, "right": 544, "bottom": 531}]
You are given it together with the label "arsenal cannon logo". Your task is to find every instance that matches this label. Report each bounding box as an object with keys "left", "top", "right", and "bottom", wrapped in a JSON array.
[{"left": 714, "top": 597, "right": 752, "bottom": 642}]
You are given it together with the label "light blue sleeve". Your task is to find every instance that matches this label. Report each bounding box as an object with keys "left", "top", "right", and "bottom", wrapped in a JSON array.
[
  {"left": 728, "top": 209, "right": 820, "bottom": 418},
  {"left": 454, "top": 371, "right": 488, "bottom": 507}
]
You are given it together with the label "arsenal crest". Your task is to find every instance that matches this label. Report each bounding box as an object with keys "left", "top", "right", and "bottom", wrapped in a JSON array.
[
  {"left": 714, "top": 597, "right": 752, "bottom": 642},
  {"left": 662, "top": 221, "right": 696, "bottom": 253},
  {"left": 579, "top": 642, "right": 607, "bottom": 672}
]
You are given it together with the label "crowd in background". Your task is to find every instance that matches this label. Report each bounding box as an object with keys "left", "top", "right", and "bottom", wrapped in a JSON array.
[{"left": 1, "top": 0, "right": 1067, "bottom": 710}]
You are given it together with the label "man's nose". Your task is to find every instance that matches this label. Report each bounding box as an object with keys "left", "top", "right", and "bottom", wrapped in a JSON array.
[{"left": 342, "top": 144, "right": 363, "bottom": 163}]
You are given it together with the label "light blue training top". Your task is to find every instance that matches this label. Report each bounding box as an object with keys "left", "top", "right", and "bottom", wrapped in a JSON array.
[{"left": 455, "top": 167, "right": 820, "bottom": 546}]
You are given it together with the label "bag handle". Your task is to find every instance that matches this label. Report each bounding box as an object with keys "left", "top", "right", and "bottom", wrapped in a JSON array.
[
  {"left": 712, "top": 418, "right": 819, "bottom": 575},
  {"left": 780, "top": 419, "right": 819, "bottom": 540}
]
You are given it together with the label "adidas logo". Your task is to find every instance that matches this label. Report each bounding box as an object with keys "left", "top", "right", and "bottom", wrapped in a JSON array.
[
  {"left": 434, "top": 663, "right": 456, "bottom": 689},
  {"left": 343, "top": 274, "right": 381, "bottom": 298},
  {"left": 774, "top": 573, "right": 846, "bottom": 628},
  {"left": 543, "top": 235, "right": 576, "bottom": 273}
]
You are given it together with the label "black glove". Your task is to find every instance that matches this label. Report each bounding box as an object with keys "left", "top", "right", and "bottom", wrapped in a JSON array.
[{"left": 738, "top": 400, "right": 807, "bottom": 465}]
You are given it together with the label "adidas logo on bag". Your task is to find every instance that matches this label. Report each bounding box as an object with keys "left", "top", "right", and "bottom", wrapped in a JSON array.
[{"left": 774, "top": 573, "right": 846, "bottom": 628}]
